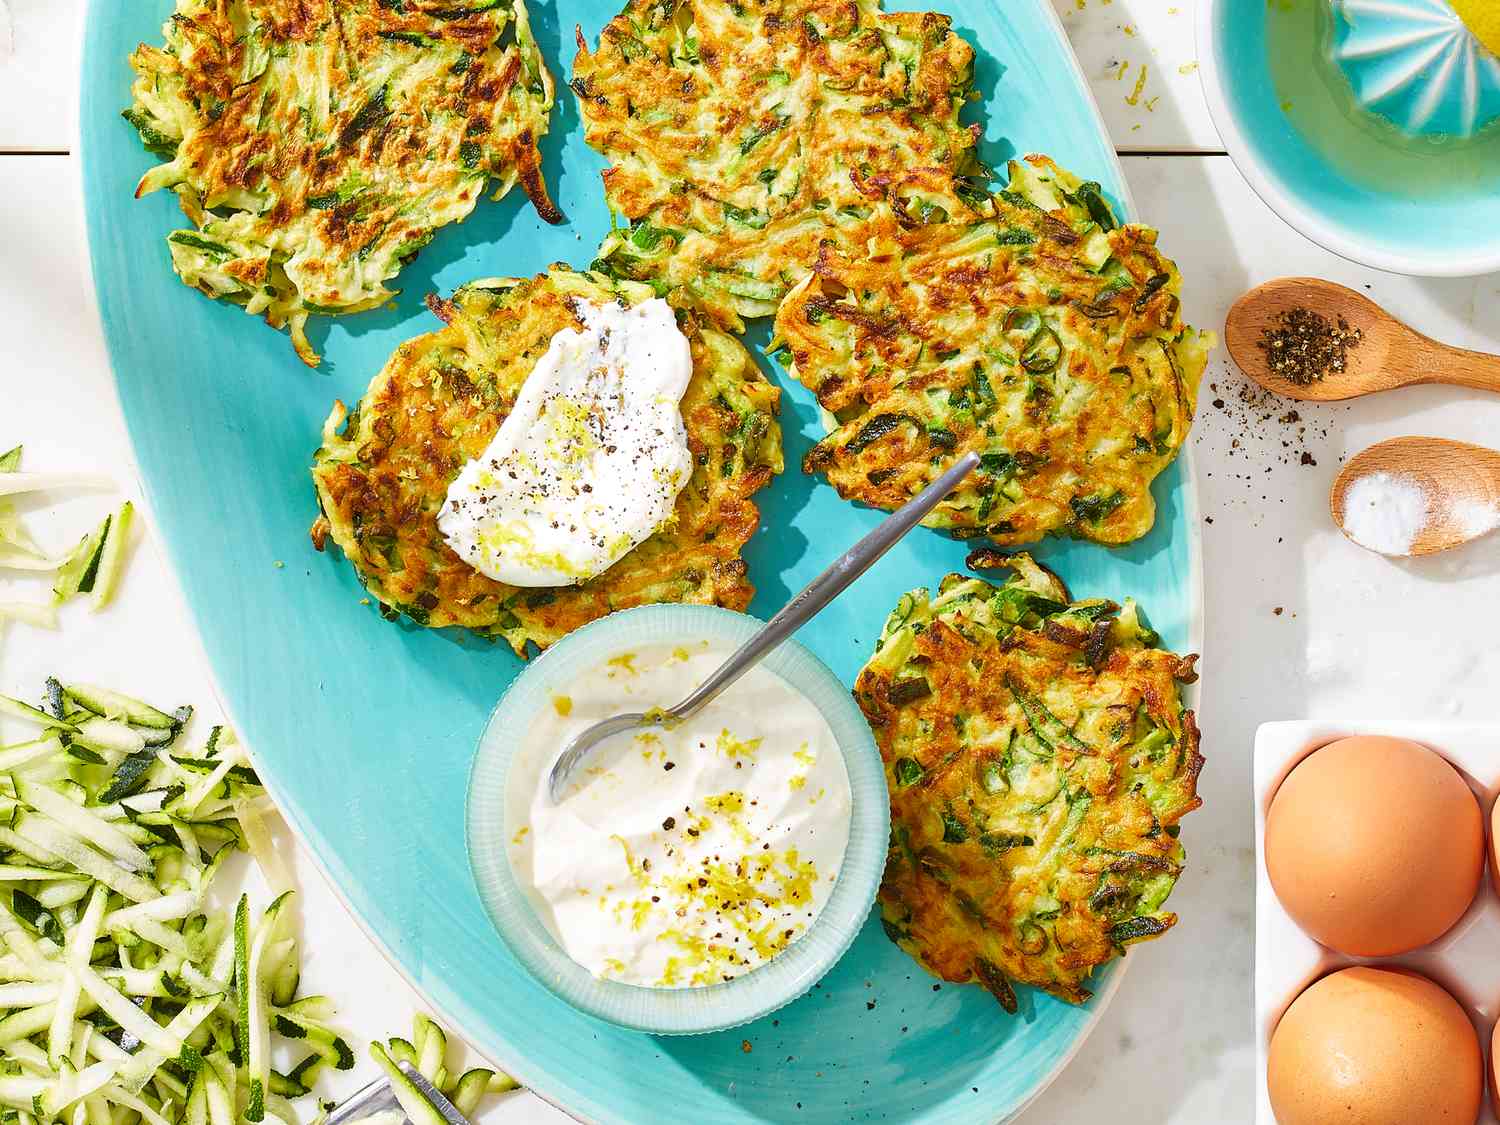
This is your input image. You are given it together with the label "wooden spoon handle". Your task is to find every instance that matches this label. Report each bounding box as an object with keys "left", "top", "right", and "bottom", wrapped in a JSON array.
[{"left": 1412, "top": 337, "right": 1500, "bottom": 395}]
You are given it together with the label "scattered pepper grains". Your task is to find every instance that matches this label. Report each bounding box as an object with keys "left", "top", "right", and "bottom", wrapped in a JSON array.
[
  {"left": 1199, "top": 376, "right": 1344, "bottom": 474},
  {"left": 1257, "top": 307, "right": 1363, "bottom": 386}
]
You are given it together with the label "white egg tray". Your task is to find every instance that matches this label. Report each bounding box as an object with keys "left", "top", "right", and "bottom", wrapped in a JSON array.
[{"left": 1254, "top": 721, "right": 1500, "bottom": 1125}]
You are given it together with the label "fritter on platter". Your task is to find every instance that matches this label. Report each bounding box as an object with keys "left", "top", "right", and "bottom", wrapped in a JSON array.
[
  {"left": 309, "top": 267, "right": 783, "bottom": 654},
  {"left": 857, "top": 552, "right": 1202, "bottom": 1008},
  {"left": 125, "top": 0, "right": 559, "bottom": 366},
  {"left": 775, "top": 156, "right": 1213, "bottom": 547},
  {"left": 572, "top": 0, "right": 984, "bottom": 328}
]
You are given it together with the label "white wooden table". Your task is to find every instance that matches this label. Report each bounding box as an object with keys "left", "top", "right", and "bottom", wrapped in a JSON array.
[{"left": 3, "top": 2, "right": 1498, "bottom": 1121}]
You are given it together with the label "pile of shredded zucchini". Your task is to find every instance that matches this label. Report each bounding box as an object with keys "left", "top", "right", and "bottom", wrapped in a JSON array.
[
  {"left": 0, "top": 446, "right": 132, "bottom": 627},
  {"left": 0, "top": 680, "right": 353, "bottom": 1125},
  {"left": 0, "top": 446, "right": 520, "bottom": 1122}
]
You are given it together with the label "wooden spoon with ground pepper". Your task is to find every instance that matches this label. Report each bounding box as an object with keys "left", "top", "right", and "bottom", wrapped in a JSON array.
[{"left": 1225, "top": 277, "right": 1500, "bottom": 402}]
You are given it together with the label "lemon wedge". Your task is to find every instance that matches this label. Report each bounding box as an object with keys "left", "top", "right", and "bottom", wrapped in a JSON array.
[{"left": 1451, "top": 0, "right": 1500, "bottom": 57}]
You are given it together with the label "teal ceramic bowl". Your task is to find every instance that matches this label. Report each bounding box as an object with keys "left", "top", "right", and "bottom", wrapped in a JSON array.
[
  {"left": 466, "top": 604, "right": 889, "bottom": 1035},
  {"left": 1199, "top": 0, "right": 1500, "bottom": 276}
]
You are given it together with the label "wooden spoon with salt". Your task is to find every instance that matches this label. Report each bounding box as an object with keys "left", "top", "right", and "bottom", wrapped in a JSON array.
[
  {"left": 1331, "top": 437, "right": 1500, "bottom": 557},
  {"left": 1226, "top": 278, "right": 1500, "bottom": 402}
]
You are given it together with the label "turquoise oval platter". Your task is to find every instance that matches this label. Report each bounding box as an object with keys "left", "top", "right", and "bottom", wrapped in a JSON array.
[{"left": 79, "top": 0, "right": 1203, "bottom": 1120}]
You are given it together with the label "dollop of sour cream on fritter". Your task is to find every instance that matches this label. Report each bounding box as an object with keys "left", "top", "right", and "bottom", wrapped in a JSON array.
[{"left": 439, "top": 298, "right": 693, "bottom": 587}]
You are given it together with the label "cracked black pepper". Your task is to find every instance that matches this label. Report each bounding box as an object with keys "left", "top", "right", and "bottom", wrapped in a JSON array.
[{"left": 1257, "top": 308, "right": 1363, "bottom": 386}]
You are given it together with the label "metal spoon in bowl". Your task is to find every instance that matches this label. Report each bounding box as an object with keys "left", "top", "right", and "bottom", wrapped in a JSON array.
[{"left": 546, "top": 450, "right": 981, "bottom": 802}]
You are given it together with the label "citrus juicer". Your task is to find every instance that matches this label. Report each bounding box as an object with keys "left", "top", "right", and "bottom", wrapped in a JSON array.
[{"left": 1327, "top": 0, "right": 1500, "bottom": 138}]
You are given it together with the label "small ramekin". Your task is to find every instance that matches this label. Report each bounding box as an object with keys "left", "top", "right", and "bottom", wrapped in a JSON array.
[{"left": 464, "top": 604, "right": 888, "bottom": 1036}]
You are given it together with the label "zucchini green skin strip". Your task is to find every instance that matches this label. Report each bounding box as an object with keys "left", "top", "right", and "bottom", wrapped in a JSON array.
[
  {"left": 185, "top": 1072, "right": 208, "bottom": 1125},
  {"left": 414, "top": 1013, "right": 446, "bottom": 1080},
  {"left": 451, "top": 1069, "right": 502, "bottom": 1113},
  {"left": 387, "top": 1036, "right": 418, "bottom": 1068},
  {"left": 89, "top": 502, "right": 134, "bottom": 611},
  {"left": 8, "top": 816, "right": 158, "bottom": 903},
  {"left": 71, "top": 716, "right": 146, "bottom": 755},
  {"left": 63, "top": 685, "right": 176, "bottom": 731},
  {"left": 0, "top": 698, "right": 72, "bottom": 733},
  {"left": 271, "top": 1008, "right": 354, "bottom": 1070},
  {"left": 51, "top": 515, "right": 110, "bottom": 604},
  {"left": 233, "top": 895, "right": 256, "bottom": 1118},
  {"left": 13, "top": 778, "right": 153, "bottom": 874},
  {"left": 0, "top": 866, "right": 85, "bottom": 883},
  {"left": 115, "top": 995, "right": 221, "bottom": 1092},
  {"left": 47, "top": 884, "right": 105, "bottom": 1069},
  {"left": 241, "top": 892, "right": 292, "bottom": 1121},
  {"left": 369, "top": 1043, "right": 448, "bottom": 1125},
  {"left": 1006, "top": 676, "right": 1091, "bottom": 754}
]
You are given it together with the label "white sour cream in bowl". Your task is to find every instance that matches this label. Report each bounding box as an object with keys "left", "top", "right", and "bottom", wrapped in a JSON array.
[
  {"left": 466, "top": 605, "right": 888, "bottom": 1035},
  {"left": 509, "top": 641, "right": 852, "bottom": 988}
]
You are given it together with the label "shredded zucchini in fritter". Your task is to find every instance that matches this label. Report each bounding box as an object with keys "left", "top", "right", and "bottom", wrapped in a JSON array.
[
  {"left": 125, "top": 0, "right": 558, "bottom": 366},
  {"left": 859, "top": 553, "right": 1203, "bottom": 1009},
  {"left": 574, "top": 0, "right": 984, "bottom": 329},
  {"left": 776, "top": 156, "right": 1213, "bottom": 547}
]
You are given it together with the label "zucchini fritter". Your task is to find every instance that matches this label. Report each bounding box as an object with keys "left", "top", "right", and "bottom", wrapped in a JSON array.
[
  {"left": 573, "top": 0, "right": 983, "bottom": 329},
  {"left": 309, "top": 267, "right": 783, "bottom": 654},
  {"left": 858, "top": 553, "right": 1202, "bottom": 1008},
  {"left": 125, "top": 0, "right": 558, "bottom": 367},
  {"left": 777, "top": 156, "right": 1213, "bottom": 547}
]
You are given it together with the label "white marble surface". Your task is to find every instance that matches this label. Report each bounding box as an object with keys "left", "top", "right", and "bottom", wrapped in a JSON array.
[
  {"left": 3, "top": 0, "right": 1500, "bottom": 1121},
  {"left": 1049, "top": 0, "right": 1224, "bottom": 152}
]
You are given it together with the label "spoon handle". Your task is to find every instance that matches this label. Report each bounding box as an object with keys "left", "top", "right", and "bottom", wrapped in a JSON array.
[
  {"left": 668, "top": 451, "right": 981, "bottom": 721},
  {"left": 1418, "top": 338, "right": 1500, "bottom": 396}
]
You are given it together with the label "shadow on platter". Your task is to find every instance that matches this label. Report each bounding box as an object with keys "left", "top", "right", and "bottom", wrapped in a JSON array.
[{"left": 650, "top": 913, "right": 1107, "bottom": 1122}]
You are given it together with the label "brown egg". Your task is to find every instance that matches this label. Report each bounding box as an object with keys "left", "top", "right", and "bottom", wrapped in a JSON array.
[
  {"left": 1268, "top": 966, "right": 1481, "bottom": 1125},
  {"left": 1491, "top": 1019, "right": 1500, "bottom": 1113},
  {"left": 1490, "top": 794, "right": 1500, "bottom": 889},
  {"left": 1265, "top": 735, "right": 1482, "bottom": 956}
]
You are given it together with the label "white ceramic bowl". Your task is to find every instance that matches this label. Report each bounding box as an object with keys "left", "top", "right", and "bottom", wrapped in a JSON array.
[{"left": 465, "top": 603, "right": 889, "bottom": 1035}]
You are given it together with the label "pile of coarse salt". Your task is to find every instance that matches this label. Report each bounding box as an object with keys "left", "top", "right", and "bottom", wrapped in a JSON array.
[
  {"left": 1456, "top": 498, "right": 1500, "bottom": 541},
  {"left": 1341, "top": 472, "right": 1429, "bottom": 556},
  {"left": 1342, "top": 471, "right": 1500, "bottom": 557}
]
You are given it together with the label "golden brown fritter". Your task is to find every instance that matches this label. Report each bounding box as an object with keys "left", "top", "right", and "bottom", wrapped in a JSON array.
[
  {"left": 572, "top": 0, "right": 983, "bottom": 328},
  {"left": 775, "top": 156, "right": 1213, "bottom": 548},
  {"left": 125, "top": 0, "right": 558, "bottom": 365},
  {"left": 858, "top": 553, "right": 1202, "bottom": 1008},
  {"left": 309, "top": 267, "right": 783, "bottom": 654}
]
